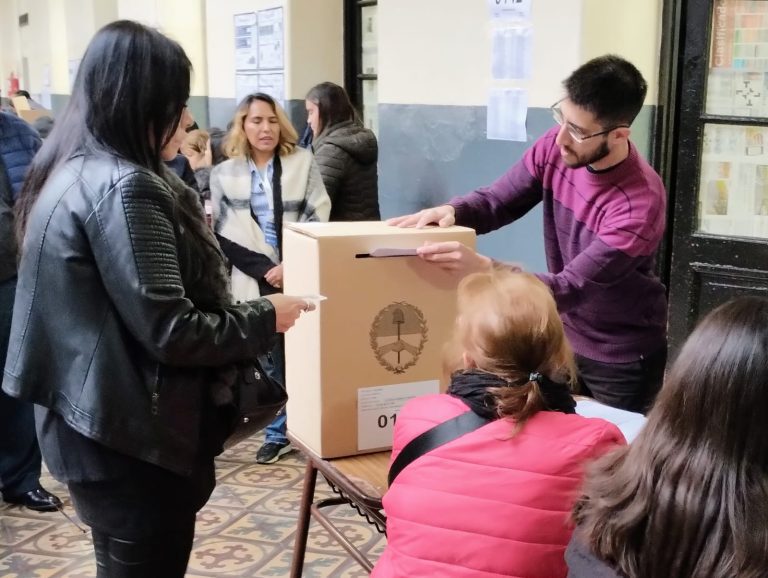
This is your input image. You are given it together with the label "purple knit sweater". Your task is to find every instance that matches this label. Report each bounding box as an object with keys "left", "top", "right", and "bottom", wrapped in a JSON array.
[{"left": 450, "top": 127, "right": 667, "bottom": 363}]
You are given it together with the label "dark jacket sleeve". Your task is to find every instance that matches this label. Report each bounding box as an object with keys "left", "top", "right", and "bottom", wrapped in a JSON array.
[
  {"left": 194, "top": 166, "right": 212, "bottom": 200},
  {"left": 88, "top": 168, "right": 277, "bottom": 366},
  {"left": 216, "top": 234, "right": 280, "bottom": 296},
  {"left": 0, "top": 113, "right": 42, "bottom": 199},
  {"left": 312, "top": 141, "right": 348, "bottom": 205}
]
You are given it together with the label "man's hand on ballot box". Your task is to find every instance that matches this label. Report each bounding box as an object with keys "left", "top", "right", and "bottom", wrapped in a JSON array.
[
  {"left": 387, "top": 205, "right": 456, "bottom": 229},
  {"left": 416, "top": 241, "right": 493, "bottom": 278}
]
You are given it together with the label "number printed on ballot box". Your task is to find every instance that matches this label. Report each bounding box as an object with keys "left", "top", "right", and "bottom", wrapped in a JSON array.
[{"left": 357, "top": 380, "right": 440, "bottom": 451}]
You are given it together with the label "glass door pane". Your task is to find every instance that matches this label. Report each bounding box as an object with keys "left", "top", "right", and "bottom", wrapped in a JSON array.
[
  {"left": 706, "top": 0, "right": 768, "bottom": 117},
  {"left": 698, "top": 123, "right": 768, "bottom": 238},
  {"left": 361, "top": 5, "right": 378, "bottom": 75}
]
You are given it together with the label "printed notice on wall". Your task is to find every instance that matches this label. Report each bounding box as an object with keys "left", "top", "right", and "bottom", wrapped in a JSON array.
[
  {"left": 257, "top": 72, "right": 285, "bottom": 106},
  {"left": 235, "top": 74, "right": 260, "bottom": 104},
  {"left": 487, "top": 87, "right": 528, "bottom": 142},
  {"left": 488, "top": 0, "right": 532, "bottom": 21},
  {"left": 257, "top": 7, "right": 284, "bottom": 70},
  {"left": 234, "top": 12, "right": 258, "bottom": 71},
  {"left": 492, "top": 27, "right": 533, "bottom": 80},
  {"left": 357, "top": 380, "right": 440, "bottom": 451}
]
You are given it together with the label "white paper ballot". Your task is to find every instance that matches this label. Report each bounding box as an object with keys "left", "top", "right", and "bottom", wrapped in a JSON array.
[
  {"left": 298, "top": 294, "right": 327, "bottom": 304},
  {"left": 575, "top": 399, "right": 647, "bottom": 443},
  {"left": 369, "top": 248, "right": 419, "bottom": 258}
]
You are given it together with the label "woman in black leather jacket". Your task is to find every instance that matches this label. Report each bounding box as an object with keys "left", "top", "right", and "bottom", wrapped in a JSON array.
[{"left": 3, "top": 21, "right": 311, "bottom": 578}]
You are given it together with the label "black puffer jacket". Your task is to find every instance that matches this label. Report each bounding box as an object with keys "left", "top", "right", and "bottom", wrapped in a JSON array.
[
  {"left": 312, "top": 120, "right": 379, "bottom": 221},
  {"left": 2, "top": 154, "right": 277, "bottom": 475}
]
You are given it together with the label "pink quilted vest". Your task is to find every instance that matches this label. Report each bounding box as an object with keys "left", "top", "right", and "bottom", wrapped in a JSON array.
[{"left": 372, "top": 394, "right": 625, "bottom": 578}]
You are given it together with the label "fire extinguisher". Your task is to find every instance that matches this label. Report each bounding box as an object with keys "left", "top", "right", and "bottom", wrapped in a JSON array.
[{"left": 7, "top": 72, "right": 19, "bottom": 95}]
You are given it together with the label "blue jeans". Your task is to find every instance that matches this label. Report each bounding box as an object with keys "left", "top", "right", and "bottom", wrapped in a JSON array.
[
  {"left": 0, "top": 276, "right": 44, "bottom": 498},
  {"left": 260, "top": 337, "right": 288, "bottom": 445}
]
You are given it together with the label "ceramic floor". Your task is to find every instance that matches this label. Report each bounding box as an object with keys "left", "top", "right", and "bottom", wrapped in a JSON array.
[{"left": 0, "top": 435, "right": 385, "bottom": 577}]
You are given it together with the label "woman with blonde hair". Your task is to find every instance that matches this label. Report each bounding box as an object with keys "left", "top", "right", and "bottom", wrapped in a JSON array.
[
  {"left": 211, "top": 93, "right": 330, "bottom": 464},
  {"left": 372, "top": 270, "right": 625, "bottom": 578},
  {"left": 567, "top": 296, "right": 768, "bottom": 577}
]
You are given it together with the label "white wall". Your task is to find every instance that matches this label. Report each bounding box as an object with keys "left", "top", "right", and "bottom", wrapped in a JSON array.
[
  {"left": 378, "top": 0, "right": 662, "bottom": 108},
  {"left": 582, "top": 0, "right": 663, "bottom": 104},
  {"left": 288, "top": 0, "right": 342, "bottom": 99},
  {"left": 119, "top": 0, "right": 208, "bottom": 96},
  {"left": 204, "top": 0, "right": 342, "bottom": 101},
  {"left": 204, "top": 0, "right": 283, "bottom": 100},
  {"left": 378, "top": 0, "right": 584, "bottom": 107}
]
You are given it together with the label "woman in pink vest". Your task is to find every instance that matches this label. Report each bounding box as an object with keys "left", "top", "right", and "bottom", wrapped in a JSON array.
[{"left": 372, "top": 270, "right": 625, "bottom": 578}]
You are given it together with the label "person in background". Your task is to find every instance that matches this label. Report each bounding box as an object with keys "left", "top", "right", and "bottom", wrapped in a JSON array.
[
  {"left": 0, "top": 111, "right": 62, "bottom": 512},
  {"left": 298, "top": 123, "right": 313, "bottom": 149},
  {"left": 567, "top": 296, "right": 768, "bottom": 578},
  {"left": 0, "top": 90, "right": 15, "bottom": 115},
  {"left": 162, "top": 107, "right": 198, "bottom": 190},
  {"left": 181, "top": 128, "right": 218, "bottom": 201},
  {"left": 32, "top": 115, "right": 54, "bottom": 139},
  {"left": 182, "top": 129, "right": 209, "bottom": 160},
  {"left": 305, "top": 82, "right": 379, "bottom": 220},
  {"left": 5, "top": 21, "right": 311, "bottom": 576},
  {"left": 389, "top": 55, "right": 667, "bottom": 414},
  {"left": 372, "top": 270, "right": 624, "bottom": 578},
  {"left": 207, "top": 127, "right": 228, "bottom": 166},
  {"left": 12, "top": 89, "right": 44, "bottom": 110},
  {"left": 211, "top": 93, "right": 330, "bottom": 464}
]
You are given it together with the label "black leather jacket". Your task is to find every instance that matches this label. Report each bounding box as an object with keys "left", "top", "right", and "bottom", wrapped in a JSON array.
[{"left": 2, "top": 154, "right": 277, "bottom": 475}]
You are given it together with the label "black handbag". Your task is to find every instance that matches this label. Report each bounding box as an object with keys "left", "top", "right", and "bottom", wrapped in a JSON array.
[{"left": 223, "top": 359, "right": 288, "bottom": 448}]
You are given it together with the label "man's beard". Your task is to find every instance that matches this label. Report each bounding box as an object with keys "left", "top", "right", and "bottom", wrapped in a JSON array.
[{"left": 562, "top": 139, "right": 610, "bottom": 169}]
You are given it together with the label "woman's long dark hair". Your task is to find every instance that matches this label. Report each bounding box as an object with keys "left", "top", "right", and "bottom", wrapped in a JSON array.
[
  {"left": 16, "top": 20, "right": 191, "bottom": 241},
  {"left": 574, "top": 296, "right": 768, "bottom": 577},
  {"left": 305, "top": 82, "right": 359, "bottom": 135}
]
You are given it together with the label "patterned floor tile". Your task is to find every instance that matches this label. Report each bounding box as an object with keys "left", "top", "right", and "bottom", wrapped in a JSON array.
[
  {"left": 0, "top": 515, "right": 56, "bottom": 547},
  {"left": 187, "top": 537, "right": 274, "bottom": 574},
  {"left": 52, "top": 558, "right": 96, "bottom": 578},
  {"left": 195, "top": 506, "right": 243, "bottom": 537},
  {"left": 220, "top": 512, "right": 296, "bottom": 543},
  {"left": 257, "top": 549, "right": 348, "bottom": 578},
  {"left": 31, "top": 526, "right": 93, "bottom": 556},
  {"left": 231, "top": 463, "right": 305, "bottom": 488},
  {"left": 0, "top": 551, "right": 72, "bottom": 577},
  {"left": 207, "top": 482, "right": 272, "bottom": 509},
  {"left": 1, "top": 432, "right": 386, "bottom": 576}
]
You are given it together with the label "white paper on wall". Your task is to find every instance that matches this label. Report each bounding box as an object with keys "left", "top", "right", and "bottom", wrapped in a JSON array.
[
  {"left": 234, "top": 12, "right": 258, "bottom": 71},
  {"left": 257, "top": 7, "right": 284, "bottom": 70},
  {"left": 492, "top": 26, "right": 533, "bottom": 80},
  {"left": 488, "top": 0, "right": 532, "bottom": 21},
  {"left": 487, "top": 87, "right": 528, "bottom": 142}
]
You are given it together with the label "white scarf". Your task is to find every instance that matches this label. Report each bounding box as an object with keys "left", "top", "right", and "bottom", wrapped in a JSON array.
[{"left": 210, "top": 147, "right": 331, "bottom": 301}]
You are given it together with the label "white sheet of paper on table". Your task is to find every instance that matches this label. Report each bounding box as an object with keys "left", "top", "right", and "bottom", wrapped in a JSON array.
[{"left": 575, "top": 399, "right": 647, "bottom": 443}]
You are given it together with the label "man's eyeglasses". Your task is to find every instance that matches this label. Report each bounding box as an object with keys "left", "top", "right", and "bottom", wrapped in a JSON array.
[{"left": 551, "top": 101, "right": 628, "bottom": 144}]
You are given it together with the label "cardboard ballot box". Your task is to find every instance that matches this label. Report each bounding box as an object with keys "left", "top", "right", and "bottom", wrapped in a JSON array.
[{"left": 284, "top": 221, "right": 476, "bottom": 458}]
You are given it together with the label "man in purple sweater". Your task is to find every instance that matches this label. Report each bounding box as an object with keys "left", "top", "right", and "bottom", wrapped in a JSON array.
[{"left": 390, "top": 55, "right": 667, "bottom": 413}]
